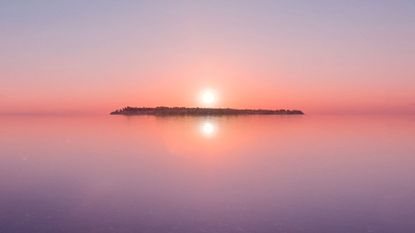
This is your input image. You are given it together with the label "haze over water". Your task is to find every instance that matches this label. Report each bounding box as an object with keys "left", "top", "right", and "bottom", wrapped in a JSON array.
[{"left": 1, "top": 114, "right": 414, "bottom": 233}]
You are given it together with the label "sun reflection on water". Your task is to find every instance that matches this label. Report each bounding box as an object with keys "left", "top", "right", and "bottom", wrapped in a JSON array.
[{"left": 199, "top": 120, "right": 217, "bottom": 138}]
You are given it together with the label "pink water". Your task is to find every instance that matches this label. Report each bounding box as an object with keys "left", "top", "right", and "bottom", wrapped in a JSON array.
[{"left": 1, "top": 114, "right": 414, "bottom": 232}]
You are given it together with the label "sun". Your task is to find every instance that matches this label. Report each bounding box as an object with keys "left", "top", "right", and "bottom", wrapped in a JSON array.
[{"left": 199, "top": 89, "right": 217, "bottom": 107}]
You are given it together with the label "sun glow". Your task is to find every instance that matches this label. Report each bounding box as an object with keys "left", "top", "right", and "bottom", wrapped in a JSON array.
[
  {"left": 199, "top": 120, "right": 217, "bottom": 138},
  {"left": 199, "top": 89, "right": 217, "bottom": 107}
]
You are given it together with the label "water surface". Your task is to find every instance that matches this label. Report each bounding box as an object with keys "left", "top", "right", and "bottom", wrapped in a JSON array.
[{"left": 0, "top": 115, "right": 414, "bottom": 233}]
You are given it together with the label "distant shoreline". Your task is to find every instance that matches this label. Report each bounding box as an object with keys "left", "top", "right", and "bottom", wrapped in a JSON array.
[{"left": 110, "top": 107, "right": 304, "bottom": 116}]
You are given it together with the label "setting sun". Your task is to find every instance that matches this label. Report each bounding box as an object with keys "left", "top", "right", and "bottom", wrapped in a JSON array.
[{"left": 199, "top": 89, "right": 217, "bottom": 107}]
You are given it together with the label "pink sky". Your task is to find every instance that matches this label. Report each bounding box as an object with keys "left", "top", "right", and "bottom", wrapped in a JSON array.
[{"left": 1, "top": 1, "right": 414, "bottom": 114}]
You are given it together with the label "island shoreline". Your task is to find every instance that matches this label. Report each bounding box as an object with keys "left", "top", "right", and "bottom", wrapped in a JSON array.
[{"left": 110, "top": 107, "right": 304, "bottom": 116}]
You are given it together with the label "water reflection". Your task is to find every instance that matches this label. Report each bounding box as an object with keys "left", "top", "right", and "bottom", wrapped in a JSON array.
[
  {"left": 199, "top": 120, "right": 217, "bottom": 138},
  {"left": 1, "top": 115, "right": 415, "bottom": 233}
]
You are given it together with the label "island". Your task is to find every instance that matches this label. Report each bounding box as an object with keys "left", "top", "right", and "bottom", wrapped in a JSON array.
[{"left": 110, "top": 106, "right": 304, "bottom": 116}]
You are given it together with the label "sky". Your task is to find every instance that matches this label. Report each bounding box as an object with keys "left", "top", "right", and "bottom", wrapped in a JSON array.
[{"left": 0, "top": 0, "right": 414, "bottom": 114}]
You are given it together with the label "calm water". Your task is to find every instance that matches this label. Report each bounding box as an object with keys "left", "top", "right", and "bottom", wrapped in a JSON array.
[{"left": 0, "top": 115, "right": 414, "bottom": 233}]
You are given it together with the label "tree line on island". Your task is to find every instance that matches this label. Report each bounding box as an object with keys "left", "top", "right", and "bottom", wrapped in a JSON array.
[{"left": 110, "top": 106, "right": 304, "bottom": 116}]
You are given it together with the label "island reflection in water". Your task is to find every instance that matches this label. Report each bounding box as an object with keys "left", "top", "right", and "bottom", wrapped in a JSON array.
[{"left": 0, "top": 114, "right": 415, "bottom": 233}]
